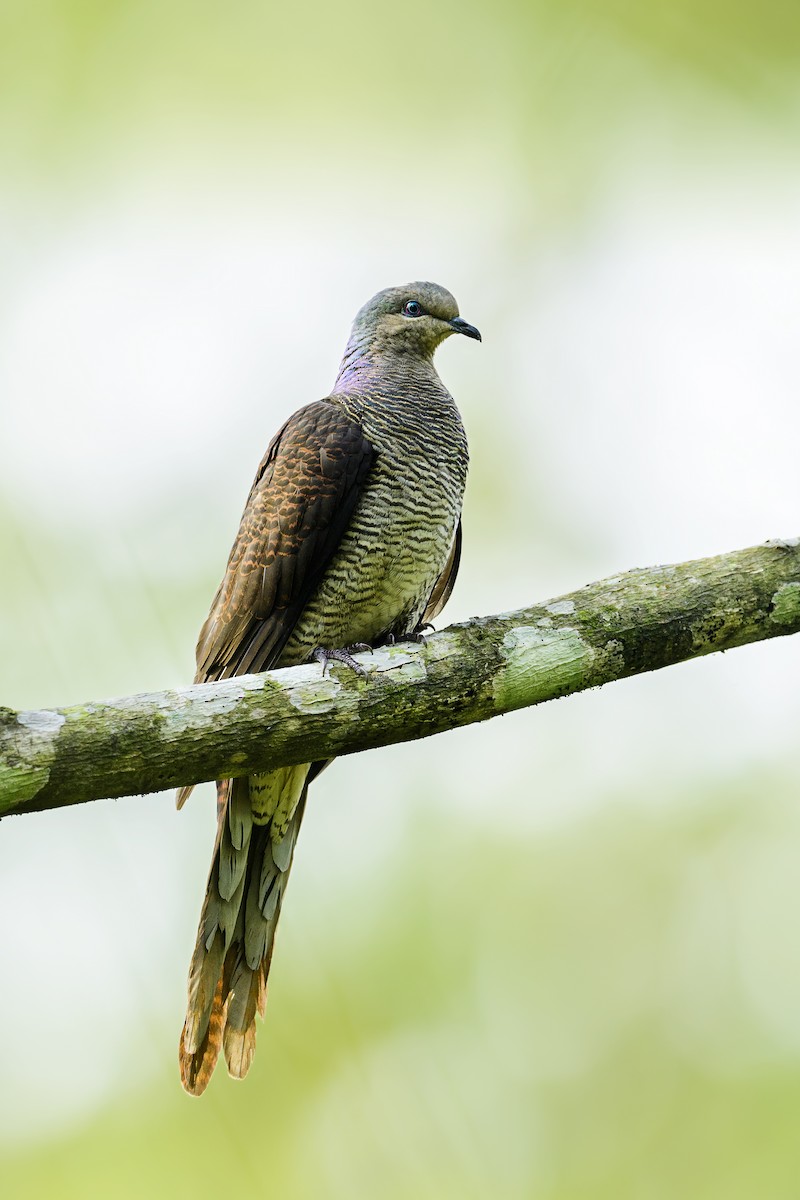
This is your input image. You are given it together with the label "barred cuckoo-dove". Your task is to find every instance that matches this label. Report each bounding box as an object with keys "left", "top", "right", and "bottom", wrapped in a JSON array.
[{"left": 177, "top": 281, "right": 480, "bottom": 1094}]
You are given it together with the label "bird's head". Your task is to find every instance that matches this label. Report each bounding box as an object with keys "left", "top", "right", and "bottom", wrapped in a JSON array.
[{"left": 351, "top": 281, "right": 481, "bottom": 359}]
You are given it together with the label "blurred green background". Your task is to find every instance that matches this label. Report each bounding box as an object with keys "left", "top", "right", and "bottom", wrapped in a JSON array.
[{"left": 2, "top": 1, "right": 800, "bottom": 1196}]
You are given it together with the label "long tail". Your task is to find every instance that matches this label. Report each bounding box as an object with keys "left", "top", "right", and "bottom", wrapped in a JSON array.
[{"left": 179, "top": 766, "right": 310, "bottom": 1096}]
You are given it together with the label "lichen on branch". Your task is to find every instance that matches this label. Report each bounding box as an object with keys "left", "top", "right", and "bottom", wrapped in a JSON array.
[{"left": 1, "top": 538, "right": 798, "bottom": 818}]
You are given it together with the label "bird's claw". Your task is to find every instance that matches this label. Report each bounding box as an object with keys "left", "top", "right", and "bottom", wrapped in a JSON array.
[
  {"left": 312, "top": 646, "right": 368, "bottom": 677},
  {"left": 408, "top": 622, "right": 434, "bottom": 645},
  {"left": 377, "top": 624, "right": 433, "bottom": 648}
]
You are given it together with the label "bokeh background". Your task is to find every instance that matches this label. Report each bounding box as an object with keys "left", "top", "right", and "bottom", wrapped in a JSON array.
[{"left": 2, "top": 2, "right": 800, "bottom": 1196}]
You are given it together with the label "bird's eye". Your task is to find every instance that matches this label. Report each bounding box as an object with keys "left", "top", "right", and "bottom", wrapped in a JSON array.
[{"left": 403, "top": 300, "right": 423, "bottom": 317}]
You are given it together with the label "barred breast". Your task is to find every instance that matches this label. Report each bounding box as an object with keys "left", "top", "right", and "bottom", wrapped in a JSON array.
[{"left": 278, "top": 378, "right": 468, "bottom": 664}]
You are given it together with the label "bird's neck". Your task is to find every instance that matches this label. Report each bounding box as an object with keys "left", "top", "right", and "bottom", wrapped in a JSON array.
[{"left": 332, "top": 331, "right": 440, "bottom": 395}]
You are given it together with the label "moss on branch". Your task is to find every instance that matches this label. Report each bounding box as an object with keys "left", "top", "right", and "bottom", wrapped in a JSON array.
[{"left": 1, "top": 538, "right": 798, "bottom": 817}]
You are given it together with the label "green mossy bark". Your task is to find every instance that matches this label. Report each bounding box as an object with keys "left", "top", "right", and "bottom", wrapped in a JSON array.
[{"left": 1, "top": 539, "right": 798, "bottom": 818}]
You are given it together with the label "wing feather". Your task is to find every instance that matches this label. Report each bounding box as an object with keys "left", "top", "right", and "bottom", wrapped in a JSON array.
[
  {"left": 196, "top": 400, "right": 374, "bottom": 683},
  {"left": 422, "top": 519, "right": 462, "bottom": 625}
]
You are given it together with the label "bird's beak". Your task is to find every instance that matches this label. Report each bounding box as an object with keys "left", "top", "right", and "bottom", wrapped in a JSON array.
[{"left": 449, "top": 317, "right": 482, "bottom": 342}]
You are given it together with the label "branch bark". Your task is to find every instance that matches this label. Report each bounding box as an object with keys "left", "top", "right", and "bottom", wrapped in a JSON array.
[{"left": 2, "top": 538, "right": 799, "bottom": 818}]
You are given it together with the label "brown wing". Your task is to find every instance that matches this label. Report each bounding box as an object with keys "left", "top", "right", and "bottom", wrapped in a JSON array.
[
  {"left": 195, "top": 399, "right": 374, "bottom": 683},
  {"left": 421, "top": 520, "right": 462, "bottom": 625}
]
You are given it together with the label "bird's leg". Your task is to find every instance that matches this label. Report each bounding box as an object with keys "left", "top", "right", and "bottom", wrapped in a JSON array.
[
  {"left": 312, "top": 646, "right": 369, "bottom": 677},
  {"left": 408, "top": 622, "right": 434, "bottom": 644}
]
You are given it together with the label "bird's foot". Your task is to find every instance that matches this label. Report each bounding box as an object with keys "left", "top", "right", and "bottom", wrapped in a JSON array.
[
  {"left": 312, "top": 645, "right": 369, "bottom": 677},
  {"left": 376, "top": 624, "right": 433, "bottom": 649}
]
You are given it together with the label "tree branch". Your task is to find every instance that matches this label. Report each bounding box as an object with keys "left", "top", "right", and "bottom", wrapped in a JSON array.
[{"left": 2, "top": 538, "right": 799, "bottom": 818}]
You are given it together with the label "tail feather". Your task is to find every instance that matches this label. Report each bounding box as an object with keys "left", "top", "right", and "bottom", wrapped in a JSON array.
[
  {"left": 176, "top": 783, "right": 194, "bottom": 810},
  {"left": 183, "top": 928, "right": 225, "bottom": 1055},
  {"left": 179, "top": 973, "right": 226, "bottom": 1096},
  {"left": 223, "top": 1017, "right": 257, "bottom": 1081},
  {"left": 179, "top": 769, "right": 309, "bottom": 1096},
  {"left": 222, "top": 948, "right": 261, "bottom": 1079},
  {"left": 245, "top": 833, "right": 273, "bottom": 967},
  {"left": 257, "top": 962, "right": 268, "bottom": 1018},
  {"left": 216, "top": 775, "right": 253, "bottom": 903}
]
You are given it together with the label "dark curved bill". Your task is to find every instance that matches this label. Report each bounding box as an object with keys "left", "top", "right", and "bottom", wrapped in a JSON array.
[{"left": 449, "top": 317, "right": 482, "bottom": 342}]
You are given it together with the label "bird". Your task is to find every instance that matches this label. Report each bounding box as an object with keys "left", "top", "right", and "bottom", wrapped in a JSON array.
[{"left": 177, "top": 281, "right": 480, "bottom": 1095}]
